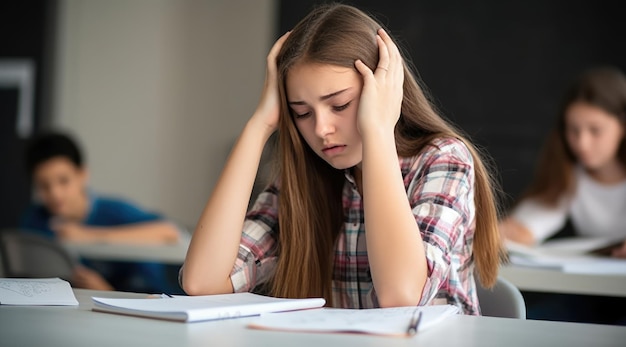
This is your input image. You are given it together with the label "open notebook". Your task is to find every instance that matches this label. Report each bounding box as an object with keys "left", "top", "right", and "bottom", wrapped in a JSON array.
[
  {"left": 248, "top": 304, "right": 460, "bottom": 337},
  {"left": 93, "top": 291, "right": 459, "bottom": 337},
  {"left": 92, "top": 292, "right": 325, "bottom": 322}
]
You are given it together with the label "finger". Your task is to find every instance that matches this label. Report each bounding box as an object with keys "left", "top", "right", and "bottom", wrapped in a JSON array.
[
  {"left": 354, "top": 59, "right": 375, "bottom": 81},
  {"left": 267, "top": 31, "right": 291, "bottom": 68},
  {"left": 378, "top": 29, "right": 404, "bottom": 80},
  {"left": 378, "top": 28, "right": 401, "bottom": 63},
  {"left": 375, "top": 34, "right": 390, "bottom": 75}
]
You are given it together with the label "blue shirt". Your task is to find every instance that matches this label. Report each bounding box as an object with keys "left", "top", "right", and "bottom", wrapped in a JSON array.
[{"left": 20, "top": 193, "right": 177, "bottom": 294}]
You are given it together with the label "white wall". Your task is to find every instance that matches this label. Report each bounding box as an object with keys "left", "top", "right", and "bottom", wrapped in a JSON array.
[{"left": 52, "top": 0, "right": 277, "bottom": 228}]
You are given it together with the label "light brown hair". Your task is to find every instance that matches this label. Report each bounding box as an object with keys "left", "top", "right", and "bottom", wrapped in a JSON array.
[
  {"left": 518, "top": 66, "right": 626, "bottom": 207},
  {"left": 271, "top": 3, "right": 504, "bottom": 305}
]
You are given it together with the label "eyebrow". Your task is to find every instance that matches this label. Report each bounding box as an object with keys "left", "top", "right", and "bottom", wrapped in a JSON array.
[{"left": 288, "top": 88, "right": 351, "bottom": 105}]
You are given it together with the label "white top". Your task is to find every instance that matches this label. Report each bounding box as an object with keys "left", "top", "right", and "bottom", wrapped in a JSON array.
[{"left": 512, "top": 166, "right": 626, "bottom": 243}]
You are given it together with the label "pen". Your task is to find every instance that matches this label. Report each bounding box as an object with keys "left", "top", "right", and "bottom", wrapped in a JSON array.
[
  {"left": 161, "top": 293, "right": 174, "bottom": 298},
  {"left": 406, "top": 309, "right": 423, "bottom": 336}
]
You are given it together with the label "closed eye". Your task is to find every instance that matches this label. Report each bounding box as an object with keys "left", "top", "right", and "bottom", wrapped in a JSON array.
[
  {"left": 293, "top": 110, "right": 311, "bottom": 119},
  {"left": 333, "top": 101, "right": 351, "bottom": 112}
]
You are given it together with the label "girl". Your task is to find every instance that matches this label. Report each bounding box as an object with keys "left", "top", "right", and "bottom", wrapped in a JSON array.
[
  {"left": 499, "top": 66, "right": 626, "bottom": 258},
  {"left": 499, "top": 66, "right": 626, "bottom": 324},
  {"left": 181, "top": 3, "right": 504, "bottom": 315}
]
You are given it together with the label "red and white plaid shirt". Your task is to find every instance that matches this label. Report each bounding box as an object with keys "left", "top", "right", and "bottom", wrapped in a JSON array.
[{"left": 227, "top": 137, "right": 480, "bottom": 315}]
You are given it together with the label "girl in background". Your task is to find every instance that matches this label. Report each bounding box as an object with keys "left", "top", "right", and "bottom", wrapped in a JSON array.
[
  {"left": 500, "top": 66, "right": 626, "bottom": 324},
  {"left": 500, "top": 66, "right": 626, "bottom": 255}
]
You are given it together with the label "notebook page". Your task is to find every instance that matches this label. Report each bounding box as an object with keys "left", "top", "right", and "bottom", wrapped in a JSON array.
[
  {"left": 248, "top": 304, "right": 460, "bottom": 337},
  {"left": 0, "top": 278, "right": 78, "bottom": 305}
]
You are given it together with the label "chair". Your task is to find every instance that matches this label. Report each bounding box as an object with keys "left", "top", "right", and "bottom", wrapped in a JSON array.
[
  {"left": 0, "top": 230, "right": 78, "bottom": 281},
  {"left": 477, "top": 276, "right": 526, "bottom": 319}
]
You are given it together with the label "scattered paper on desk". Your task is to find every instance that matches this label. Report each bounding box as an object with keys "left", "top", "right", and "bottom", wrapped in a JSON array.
[
  {"left": 538, "top": 237, "right": 625, "bottom": 255},
  {"left": 506, "top": 237, "right": 625, "bottom": 257},
  {"left": 248, "top": 304, "right": 460, "bottom": 337},
  {"left": 506, "top": 239, "right": 626, "bottom": 275},
  {"left": 0, "top": 277, "right": 78, "bottom": 306}
]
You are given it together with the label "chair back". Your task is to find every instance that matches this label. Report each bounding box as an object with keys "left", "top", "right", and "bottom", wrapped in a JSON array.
[
  {"left": 0, "top": 230, "right": 77, "bottom": 281},
  {"left": 477, "top": 276, "right": 526, "bottom": 319}
]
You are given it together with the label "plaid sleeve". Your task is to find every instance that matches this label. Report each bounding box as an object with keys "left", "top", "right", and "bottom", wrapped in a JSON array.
[
  {"left": 230, "top": 182, "right": 280, "bottom": 293},
  {"left": 404, "top": 139, "right": 475, "bottom": 306}
]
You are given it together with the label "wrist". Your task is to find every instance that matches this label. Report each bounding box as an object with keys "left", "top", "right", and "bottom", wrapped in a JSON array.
[
  {"left": 360, "top": 125, "right": 396, "bottom": 146},
  {"left": 245, "top": 117, "right": 276, "bottom": 143}
]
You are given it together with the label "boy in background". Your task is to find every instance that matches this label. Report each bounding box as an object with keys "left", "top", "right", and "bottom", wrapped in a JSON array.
[{"left": 20, "top": 131, "right": 181, "bottom": 293}]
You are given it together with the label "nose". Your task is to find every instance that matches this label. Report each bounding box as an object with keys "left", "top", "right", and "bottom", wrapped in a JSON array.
[
  {"left": 314, "top": 110, "right": 335, "bottom": 138},
  {"left": 48, "top": 182, "right": 66, "bottom": 201},
  {"left": 570, "top": 130, "right": 592, "bottom": 154}
]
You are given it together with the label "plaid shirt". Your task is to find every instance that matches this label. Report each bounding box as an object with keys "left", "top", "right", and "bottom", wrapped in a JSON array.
[{"left": 229, "top": 137, "right": 480, "bottom": 315}]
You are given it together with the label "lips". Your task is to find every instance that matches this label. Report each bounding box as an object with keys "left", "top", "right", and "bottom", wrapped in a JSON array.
[
  {"left": 321, "top": 144, "right": 347, "bottom": 156},
  {"left": 322, "top": 144, "right": 344, "bottom": 151}
]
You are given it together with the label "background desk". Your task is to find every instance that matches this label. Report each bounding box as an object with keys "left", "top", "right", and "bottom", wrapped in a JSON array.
[
  {"left": 500, "top": 265, "right": 626, "bottom": 297},
  {"left": 2, "top": 289, "right": 625, "bottom": 347},
  {"left": 63, "top": 239, "right": 189, "bottom": 264}
]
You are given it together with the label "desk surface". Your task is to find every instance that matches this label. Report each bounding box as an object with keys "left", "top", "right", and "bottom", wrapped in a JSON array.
[
  {"left": 1, "top": 289, "right": 625, "bottom": 347},
  {"left": 63, "top": 238, "right": 189, "bottom": 264},
  {"left": 62, "top": 239, "right": 626, "bottom": 297},
  {"left": 500, "top": 265, "right": 626, "bottom": 297}
]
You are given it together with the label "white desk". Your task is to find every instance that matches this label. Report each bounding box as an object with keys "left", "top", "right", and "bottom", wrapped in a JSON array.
[
  {"left": 500, "top": 265, "right": 626, "bottom": 297},
  {"left": 1, "top": 289, "right": 625, "bottom": 347},
  {"left": 62, "top": 239, "right": 189, "bottom": 264}
]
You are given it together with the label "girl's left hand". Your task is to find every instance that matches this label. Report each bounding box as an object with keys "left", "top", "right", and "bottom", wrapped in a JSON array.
[{"left": 354, "top": 28, "right": 404, "bottom": 136}]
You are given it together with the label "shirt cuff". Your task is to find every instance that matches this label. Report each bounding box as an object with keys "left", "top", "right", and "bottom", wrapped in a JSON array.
[{"left": 418, "top": 242, "right": 450, "bottom": 305}]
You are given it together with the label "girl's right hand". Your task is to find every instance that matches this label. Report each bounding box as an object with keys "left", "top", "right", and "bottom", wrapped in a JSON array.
[{"left": 251, "top": 31, "right": 291, "bottom": 133}]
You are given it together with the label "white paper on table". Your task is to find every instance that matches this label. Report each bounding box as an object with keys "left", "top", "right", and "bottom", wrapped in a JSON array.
[
  {"left": 508, "top": 252, "right": 626, "bottom": 275},
  {"left": 506, "top": 238, "right": 626, "bottom": 274},
  {"left": 248, "top": 304, "right": 460, "bottom": 337},
  {"left": 0, "top": 277, "right": 78, "bottom": 305},
  {"left": 540, "top": 237, "right": 624, "bottom": 255}
]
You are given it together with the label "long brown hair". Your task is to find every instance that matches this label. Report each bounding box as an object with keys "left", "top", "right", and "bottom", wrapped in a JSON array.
[
  {"left": 518, "top": 66, "right": 626, "bottom": 207},
  {"left": 271, "top": 3, "right": 504, "bottom": 304}
]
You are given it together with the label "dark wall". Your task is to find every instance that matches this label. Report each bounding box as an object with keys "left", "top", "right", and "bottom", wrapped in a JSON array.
[
  {"left": 0, "top": 1, "right": 55, "bottom": 228},
  {"left": 278, "top": 0, "right": 626, "bottom": 208}
]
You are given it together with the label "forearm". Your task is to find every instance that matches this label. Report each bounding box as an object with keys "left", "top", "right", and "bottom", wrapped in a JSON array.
[
  {"left": 499, "top": 217, "right": 536, "bottom": 246},
  {"left": 182, "top": 119, "right": 273, "bottom": 295},
  {"left": 85, "top": 221, "right": 180, "bottom": 244},
  {"left": 361, "top": 130, "right": 427, "bottom": 307}
]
